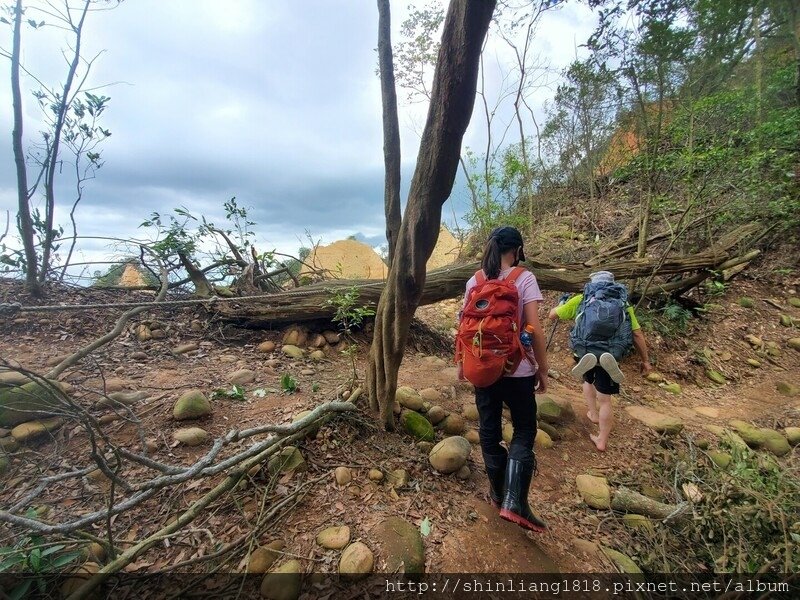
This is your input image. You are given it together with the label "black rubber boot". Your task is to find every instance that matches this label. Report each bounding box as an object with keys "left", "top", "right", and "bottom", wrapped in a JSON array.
[
  {"left": 483, "top": 452, "right": 507, "bottom": 509},
  {"left": 499, "top": 457, "right": 548, "bottom": 532}
]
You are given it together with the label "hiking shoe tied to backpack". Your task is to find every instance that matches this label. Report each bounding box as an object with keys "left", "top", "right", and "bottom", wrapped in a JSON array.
[
  {"left": 599, "top": 352, "right": 625, "bottom": 383},
  {"left": 571, "top": 353, "right": 597, "bottom": 380}
]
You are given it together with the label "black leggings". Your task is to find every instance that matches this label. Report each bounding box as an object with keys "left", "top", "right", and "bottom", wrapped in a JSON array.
[{"left": 475, "top": 376, "right": 537, "bottom": 466}]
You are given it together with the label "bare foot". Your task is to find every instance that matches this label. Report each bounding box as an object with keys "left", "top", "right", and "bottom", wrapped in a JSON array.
[
  {"left": 590, "top": 433, "right": 607, "bottom": 452},
  {"left": 586, "top": 411, "right": 599, "bottom": 424}
]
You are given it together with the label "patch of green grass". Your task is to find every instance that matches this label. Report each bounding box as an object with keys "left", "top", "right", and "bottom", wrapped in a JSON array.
[
  {"left": 211, "top": 385, "right": 245, "bottom": 401},
  {"left": 280, "top": 374, "right": 298, "bottom": 394},
  {"left": 638, "top": 301, "right": 694, "bottom": 338}
]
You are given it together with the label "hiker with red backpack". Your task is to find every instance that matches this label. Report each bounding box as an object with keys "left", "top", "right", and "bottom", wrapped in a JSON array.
[
  {"left": 456, "top": 227, "right": 549, "bottom": 533},
  {"left": 548, "top": 271, "right": 652, "bottom": 452}
]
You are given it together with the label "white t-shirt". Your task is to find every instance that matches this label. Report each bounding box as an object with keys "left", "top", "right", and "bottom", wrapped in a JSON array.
[{"left": 463, "top": 267, "right": 543, "bottom": 378}]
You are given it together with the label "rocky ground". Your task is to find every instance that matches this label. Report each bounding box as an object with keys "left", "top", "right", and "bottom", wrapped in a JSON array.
[{"left": 0, "top": 271, "right": 798, "bottom": 594}]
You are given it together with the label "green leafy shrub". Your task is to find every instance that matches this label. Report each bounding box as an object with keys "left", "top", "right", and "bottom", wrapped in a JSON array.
[{"left": 629, "top": 440, "right": 799, "bottom": 573}]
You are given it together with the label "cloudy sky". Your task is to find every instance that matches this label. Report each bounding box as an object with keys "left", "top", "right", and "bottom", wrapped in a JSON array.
[{"left": 0, "top": 0, "right": 596, "bottom": 278}]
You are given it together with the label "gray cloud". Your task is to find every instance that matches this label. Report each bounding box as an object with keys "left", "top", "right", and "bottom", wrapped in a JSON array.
[{"left": 0, "top": 0, "right": 597, "bottom": 270}]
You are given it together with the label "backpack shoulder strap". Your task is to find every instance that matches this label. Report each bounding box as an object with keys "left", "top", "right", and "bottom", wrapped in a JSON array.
[
  {"left": 505, "top": 266, "right": 526, "bottom": 285},
  {"left": 474, "top": 270, "right": 486, "bottom": 285}
]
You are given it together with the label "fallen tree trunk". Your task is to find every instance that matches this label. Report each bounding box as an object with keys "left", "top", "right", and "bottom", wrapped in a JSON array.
[
  {"left": 611, "top": 486, "right": 689, "bottom": 524},
  {"left": 215, "top": 224, "right": 761, "bottom": 327}
]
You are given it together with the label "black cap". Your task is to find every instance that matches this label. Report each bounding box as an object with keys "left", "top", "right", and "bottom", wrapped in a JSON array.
[{"left": 489, "top": 226, "right": 526, "bottom": 262}]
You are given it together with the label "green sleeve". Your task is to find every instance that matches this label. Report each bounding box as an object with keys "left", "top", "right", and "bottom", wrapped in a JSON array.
[
  {"left": 627, "top": 306, "right": 641, "bottom": 331},
  {"left": 554, "top": 294, "right": 582, "bottom": 320}
]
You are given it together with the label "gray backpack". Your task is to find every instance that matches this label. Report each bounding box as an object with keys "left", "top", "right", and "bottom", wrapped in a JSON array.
[{"left": 569, "top": 281, "right": 633, "bottom": 360}]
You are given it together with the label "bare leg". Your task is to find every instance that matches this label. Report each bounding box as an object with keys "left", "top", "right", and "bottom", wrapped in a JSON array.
[
  {"left": 589, "top": 392, "right": 613, "bottom": 451},
  {"left": 583, "top": 381, "right": 599, "bottom": 424}
]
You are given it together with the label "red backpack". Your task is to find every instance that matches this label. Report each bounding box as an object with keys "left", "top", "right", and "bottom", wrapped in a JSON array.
[{"left": 455, "top": 267, "right": 526, "bottom": 388}]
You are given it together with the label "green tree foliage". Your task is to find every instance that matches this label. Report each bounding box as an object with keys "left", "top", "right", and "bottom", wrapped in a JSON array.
[
  {"left": 542, "top": 59, "right": 620, "bottom": 199},
  {"left": 447, "top": 0, "right": 799, "bottom": 247}
]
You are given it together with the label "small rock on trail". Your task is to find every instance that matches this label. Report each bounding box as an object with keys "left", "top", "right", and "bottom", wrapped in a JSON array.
[
  {"left": 401, "top": 411, "right": 434, "bottom": 442},
  {"left": 334, "top": 466, "right": 352, "bottom": 486},
  {"left": 173, "top": 427, "right": 209, "bottom": 446},
  {"left": 281, "top": 345, "right": 305, "bottom": 359},
  {"left": 172, "top": 342, "right": 199, "bottom": 355},
  {"left": 625, "top": 406, "right": 683, "bottom": 434},
  {"left": 576, "top": 474, "right": 611, "bottom": 509},
  {"left": 339, "top": 542, "right": 373, "bottom": 579},
  {"left": 260, "top": 559, "right": 302, "bottom": 600},
  {"left": 374, "top": 516, "right": 425, "bottom": 573},
  {"left": 228, "top": 369, "right": 256, "bottom": 385},
  {"left": 257, "top": 341, "right": 276, "bottom": 353},
  {"left": 429, "top": 436, "right": 471, "bottom": 474},
  {"left": 247, "top": 540, "right": 284, "bottom": 573},
  {"left": 396, "top": 387, "right": 423, "bottom": 411},
  {"left": 173, "top": 390, "right": 212, "bottom": 420},
  {"left": 316, "top": 525, "right": 351, "bottom": 550}
]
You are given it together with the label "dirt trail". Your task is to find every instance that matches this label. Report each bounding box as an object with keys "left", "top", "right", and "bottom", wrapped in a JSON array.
[
  {"left": 439, "top": 500, "right": 559, "bottom": 572},
  {"left": 0, "top": 277, "right": 797, "bottom": 577}
]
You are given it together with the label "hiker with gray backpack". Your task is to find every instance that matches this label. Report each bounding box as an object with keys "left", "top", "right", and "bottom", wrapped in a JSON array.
[{"left": 548, "top": 271, "right": 652, "bottom": 452}]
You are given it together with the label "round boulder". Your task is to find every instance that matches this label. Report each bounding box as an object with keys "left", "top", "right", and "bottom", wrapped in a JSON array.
[
  {"left": 396, "top": 387, "right": 424, "bottom": 411},
  {"left": 60, "top": 562, "right": 100, "bottom": 597},
  {"left": 462, "top": 404, "right": 479, "bottom": 421},
  {"left": 428, "top": 436, "right": 471, "bottom": 474},
  {"left": 441, "top": 414, "right": 465, "bottom": 435},
  {"left": 229, "top": 369, "right": 256, "bottom": 385},
  {"left": 11, "top": 417, "right": 63, "bottom": 444},
  {"left": 248, "top": 540, "right": 285, "bottom": 573},
  {"left": 334, "top": 466, "right": 352, "bottom": 486},
  {"left": 260, "top": 559, "right": 302, "bottom": 600},
  {"left": 281, "top": 345, "right": 305, "bottom": 359},
  {"left": 576, "top": 474, "right": 611, "bottom": 509},
  {"left": 536, "top": 396, "right": 564, "bottom": 424},
  {"left": 316, "top": 525, "right": 350, "bottom": 550},
  {"left": 173, "top": 427, "right": 209, "bottom": 447},
  {"left": 339, "top": 542, "right": 373, "bottom": 580},
  {"left": 708, "top": 450, "right": 731, "bottom": 469},
  {"left": 785, "top": 427, "right": 800, "bottom": 446},
  {"left": 172, "top": 342, "right": 199, "bottom": 355},
  {"left": 425, "top": 406, "right": 447, "bottom": 425},
  {"left": 282, "top": 326, "right": 308, "bottom": 347},
  {"left": 760, "top": 429, "right": 790, "bottom": 456},
  {"left": 502, "top": 422, "right": 513, "bottom": 444},
  {"left": 173, "top": 390, "right": 212, "bottom": 421},
  {"left": 386, "top": 469, "right": 408, "bottom": 487},
  {"left": 417, "top": 441, "right": 434, "bottom": 453},
  {"left": 267, "top": 447, "right": 307, "bottom": 474},
  {"left": 374, "top": 517, "right": 425, "bottom": 574},
  {"left": 728, "top": 420, "right": 766, "bottom": 447},
  {"left": 534, "top": 429, "right": 553, "bottom": 449},
  {"left": 400, "top": 411, "right": 434, "bottom": 442},
  {"left": 257, "top": 340, "right": 276, "bottom": 353}
]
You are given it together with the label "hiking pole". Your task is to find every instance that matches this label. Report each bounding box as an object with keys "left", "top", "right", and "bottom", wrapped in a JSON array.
[{"left": 546, "top": 293, "right": 571, "bottom": 351}]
